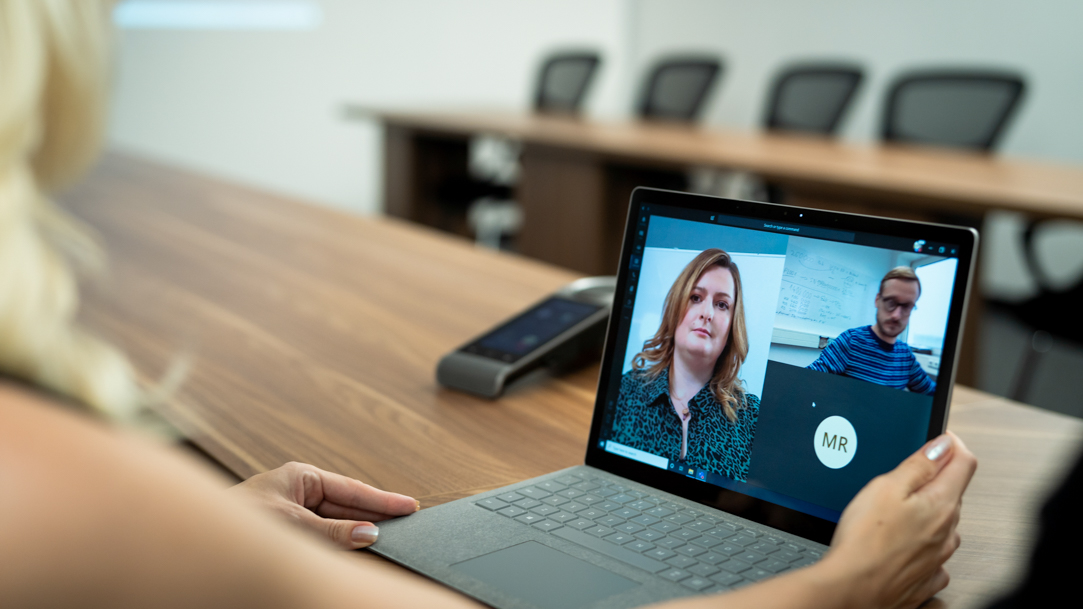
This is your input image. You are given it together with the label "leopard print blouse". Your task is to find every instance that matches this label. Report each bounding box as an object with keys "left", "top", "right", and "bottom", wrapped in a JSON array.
[{"left": 608, "top": 367, "right": 759, "bottom": 482}]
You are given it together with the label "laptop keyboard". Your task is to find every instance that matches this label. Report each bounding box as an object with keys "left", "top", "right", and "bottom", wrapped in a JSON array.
[{"left": 474, "top": 470, "right": 823, "bottom": 594}]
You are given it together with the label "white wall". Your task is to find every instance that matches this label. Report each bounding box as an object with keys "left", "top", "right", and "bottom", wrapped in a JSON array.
[
  {"left": 108, "top": 0, "right": 632, "bottom": 214},
  {"left": 630, "top": 0, "right": 1083, "bottom": 300}
]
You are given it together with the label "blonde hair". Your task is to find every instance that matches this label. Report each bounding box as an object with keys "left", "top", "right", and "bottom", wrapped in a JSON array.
[
  {"left": 632, "top": 249, "right": 749, "bottom": 422},
  {"left": 880, "top": 266, "right": 921, "bottom": 297},
  {"left": 0, "top": 0, "right": 141, "bottom": 419}
]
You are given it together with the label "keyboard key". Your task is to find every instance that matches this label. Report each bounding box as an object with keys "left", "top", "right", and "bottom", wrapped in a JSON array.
[
  {"left": 497, "top": 492, "right": 523, "bottom": 503},
  {"left": 710, "top": 571, "right": 744, "bottom": 588},
  {"left": 516, "top": 498, "right": 542, "bottom": 510},
  {"left": 776, "top": 550, "right": 802, "bottom": 563},
  {"left": 614, "top": 522, "right": 644, "bottom": 534},
  {"left": 578, "top": 494, "right": 603, "bottom": 505},
  {"left": 557, "top": 489, "right": 585, "bottom": 499},
  {"left": 781, "top": 542, "right": 805, "bottom": 554},
  {"left": 791, "top": 558, "right": 816, "bottom": 569},
  {"left": 670, "top": 530, "right": 700, "bottom": 542},
  {"left": 717, "top": 522, "right": 742, "bottom": 532},
  {"left": 578, "top": 508, "right": 605, "bottom": 520},
  {"left": 736, "top": 551, "right": 766, "bottom": 564},
  {"left": 691, "top": 535, "right": 723, "bottom": 549},
  {"left": 555, "top": 475, "right": 581, "bottom": 486},
  {"left": 551, "top": 527, "right": 668, "bottom": 573},
  {"left": 764, "top": 535, "right": 786, "bottom": 545},
  {"left": 655, "top": 538, "right": 685, "bottom": 550},
  {"left": 660, "top": 568, "right": 691, "bottom": 582},
  {"left": 666, "top": 556, "right": 698, "bottom": 569},
  {"left": 634, "top": 529, "right": 665, "bottom": 542},
  {"left": 594, "top": 487, "right": 619, "bottom": 498},
  {"left": 530, "top": 505, "right": 559, "bottom": 516},
  {"left": 627, "top": 500, "right": 655, "bottom": 511},
  {"left": 563, "top": 502, "right": 588, "bottom": 513},
  {"left": 598, "top": 501, "right": 622, "bottom": 512},
  {"left": 571, "top": 481, "right": 600, "bottom": 492},
  {"left": 532, "top": 520, "right": 562, "bottom": 532},
  {"left": 515, "top": 513, "right": 543, "bottom": 525},
  {"left": 730, "top": 534, "right": 758, "bottom": 547},
  {"left": 682, "top": 576, "right": 714, "bottom": 591},
  {"left": 699, "top": 551, "right": 727, "bottom": 565},
  {"left": 675, "top": 544, "right": 706, "bottom": 557},
  {"left": 744, "top": 567, "right": 772, "bottom": 581},
  {"left": 650, "top": 521, "right": 680, "bottom": 534},
  {"left": 610, "top": 494, "right": 636, "bottom": 504},
  {"left": 535, "top": 480, "right": 567, "bottom": 493},
  {"left": 720, "top": 559, "right": 752, "bottom": 574},
  {"left": 541, "top": 495, "right": 569, "bottom": 507},
  {"left": 687, "top": 520, "right": 715, "bottom": 532},
  {"left": 631, "top": 515, "right": 661, "bottom": 526},
  {"left": 596, "top": 515, "right": 624, "bottom": 527},
  {"left": 688, "top": 563, "right": 719, "bottom": 577},
  {"left": 807, "top": 550, "right": 823, "bottom": 559},
  {"left": 716, "top": 543, "right": 742, "bottom": 555},
  {"left": 645, "top": 506, "right": 674, "bottom": 518},
  {"left": 760, "top": 559, "right": 790, "bottom": 573},
  {"left": 627, "top": 490, "right": 648, "bottom": 498},
  {"left": 518, "top": 487, "right": 551, "bottom": 500},
  {"left": 605, "top": 532, "right": 637, "bottom": 545},
  {"left": 498, "top": 506, "right": 527, "bottom": 518},
  {"left": 585, "top": 525, "right": 615, "bottom": 538},
  {"left": 645, "top": 548, "right": 677, "bottom": 561},
  {"left": 664, "top": 514, "right": 694, "bottom": 525},
  {"left": 626, "top": 540, "right": 655, "bottom": 553},
  {"left": 548, "top": 511, "right": 577, "bottom": 523},
  {"left": 475, "top": 497, "right": 509, "bottom": 511},
  {"left": 662, "top": 502, "right": 683, "bottom": 511},
  {"left": 750, "top": 542, "right": 778, "bottom": 555},
  {"left": 567, "top": 519, "right": 594, "bottom": 530},
  {"left": 744, "top": 530, "right": 763, "bottom": 538}
]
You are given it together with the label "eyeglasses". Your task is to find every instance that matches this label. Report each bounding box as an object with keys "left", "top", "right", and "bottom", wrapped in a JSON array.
[{"left": 881, "top": 297, "right": 917, "bottom": 314}]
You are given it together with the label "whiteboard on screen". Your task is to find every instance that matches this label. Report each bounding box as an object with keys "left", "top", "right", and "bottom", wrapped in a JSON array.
[{"left": 773, "top": 239, "right": 894, "bottom": 338}]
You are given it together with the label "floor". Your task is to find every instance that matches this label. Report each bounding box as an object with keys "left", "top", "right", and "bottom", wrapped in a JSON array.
[{"left": 978, "top": 307, "right": 1083, "bottom": 419}]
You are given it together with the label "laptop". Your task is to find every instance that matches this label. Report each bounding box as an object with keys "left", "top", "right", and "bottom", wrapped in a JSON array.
[{"left": 370, "top": 188, "right": 977, "bottom": 609}]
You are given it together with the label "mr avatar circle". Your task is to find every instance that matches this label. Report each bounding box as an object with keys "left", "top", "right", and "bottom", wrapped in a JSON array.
[{"left": 814, "top": 416, "right": 857, "bottom": 469}]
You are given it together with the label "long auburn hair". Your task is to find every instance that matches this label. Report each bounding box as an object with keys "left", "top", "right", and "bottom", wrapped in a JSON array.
[{"left": 632, "top": 249, "right": 749, "bottom": 422}]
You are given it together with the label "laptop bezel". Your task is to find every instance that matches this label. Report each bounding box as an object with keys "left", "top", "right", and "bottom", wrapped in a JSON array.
[{"left": 584, "top": 187, "right": 977, "bottom": 545}]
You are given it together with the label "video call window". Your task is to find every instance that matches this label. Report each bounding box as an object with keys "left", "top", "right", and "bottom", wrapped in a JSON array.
[{"left": 601, "top": 211, "right": 960, "bottom": 521}]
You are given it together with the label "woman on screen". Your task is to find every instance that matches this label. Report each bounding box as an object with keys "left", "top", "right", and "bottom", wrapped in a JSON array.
[{"left": 611, "top": 248, "right": 760, "bottom": 482}]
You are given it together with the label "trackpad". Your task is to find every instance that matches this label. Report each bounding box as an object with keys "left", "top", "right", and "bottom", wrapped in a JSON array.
[{"left": 452, "top": 541, "right": 639, "bottom": 609}]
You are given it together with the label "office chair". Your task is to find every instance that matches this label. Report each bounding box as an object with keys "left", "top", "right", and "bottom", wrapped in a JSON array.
[
  {"left": 637, "top": 56, "right": 722, "bottom": 122},
  {"left": 756, "top": 63, "right": 864, "bottom": 202},
  {"left": 765, "top": 64, "right": 864, "bottom": 134},
  {"left": 882, "top": 70, "right": 1025, "bottom": 150},
  {"left": 534, "top": 52, "right": 601, "bottom": 114}
]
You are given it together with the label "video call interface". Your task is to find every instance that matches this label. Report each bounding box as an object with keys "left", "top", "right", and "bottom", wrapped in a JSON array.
[{"left": 598, "top": 203, "right": 961, "bottom": 522}]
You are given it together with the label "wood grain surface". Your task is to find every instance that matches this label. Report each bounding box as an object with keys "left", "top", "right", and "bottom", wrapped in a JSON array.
[
  {"left": 354, "top": 107, "right": 1083, "bottom": 219},
  {"left": 66, "top": 153, "right": 1083, "bottom": 609}
]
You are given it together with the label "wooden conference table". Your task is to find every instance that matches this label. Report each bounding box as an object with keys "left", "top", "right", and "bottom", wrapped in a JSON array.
[{"left": 69, "top": 154, "right": 1083, "bottom": 609}]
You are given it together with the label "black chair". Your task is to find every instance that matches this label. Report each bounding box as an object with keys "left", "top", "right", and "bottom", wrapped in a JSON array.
[
  {"left": 637, "top": 57, "right": 722, "bottom": 122},
  {"left": 534, "top": 52, "right": 601, "bottom": 115},
  {"left": 882, "top": 70, "right": 1025, "bottom": 151},
  {"left": 759, "top": 64, "right": 864, "bottom": 202},
  {"left": 765, "top": 64, "right": 864, "bottom": 134}
]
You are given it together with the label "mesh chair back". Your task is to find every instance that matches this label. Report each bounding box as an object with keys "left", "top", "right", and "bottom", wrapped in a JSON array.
[
  {"left": 534, "top": 52, "right": 601, "bottom": 114},
  {"left": 883, "top": 70, "right": 1025, "bottom": 151},
  {"left": 765, "top": 65, "right": 864, "bottom": 134},
  {"left": 637, "top": 57, "right": 722, "bottom": 122}
]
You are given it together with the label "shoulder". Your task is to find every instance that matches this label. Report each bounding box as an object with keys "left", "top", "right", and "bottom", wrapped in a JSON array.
[
  {"left": 738, "top": 392, "right": 760, "bottom": 417},
  {"left": 618, "top": 368, "right": 664, "bottom": 406}
]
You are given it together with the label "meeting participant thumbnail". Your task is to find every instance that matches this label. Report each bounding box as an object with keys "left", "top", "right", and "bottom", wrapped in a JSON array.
[
  {"left": 610, "top": 248, "right": 764, "bottom": 482},
  {"left": 808, "top": 267, "right": 935, "bottom": 395}
]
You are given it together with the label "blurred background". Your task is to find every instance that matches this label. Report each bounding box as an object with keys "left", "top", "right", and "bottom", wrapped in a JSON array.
[{"left": 106, "top": 0, "right": 1083, "bottom": 417}]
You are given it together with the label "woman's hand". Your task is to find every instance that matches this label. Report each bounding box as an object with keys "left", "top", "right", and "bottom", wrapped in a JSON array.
[
  {"left": 231, "top": 462, "right": 419, "bottom": 550},
  {"left": 820, "top": 431, "right": 977, "bottom": 609}
]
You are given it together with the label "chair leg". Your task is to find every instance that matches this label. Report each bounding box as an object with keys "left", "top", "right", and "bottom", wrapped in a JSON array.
[{"left": 1010, "top": 330, "right": 1053, "bottom": 403}]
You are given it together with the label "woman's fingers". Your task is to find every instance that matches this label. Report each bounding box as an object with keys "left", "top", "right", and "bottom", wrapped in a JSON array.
[
  {"left": 300, "top": 464, "right": 418, "bottom": 516},
  {"left": 912, "top": 567, "right": 951, "bottom": 606},
  {"left": 313, "top": 501, "right": 400, "bottom": 523},
  {"left": 293, "top": 506, "right": 380, "bottom": 550},
  {"left": 919, "top": 434, "right": 978, "bottom": 505}
]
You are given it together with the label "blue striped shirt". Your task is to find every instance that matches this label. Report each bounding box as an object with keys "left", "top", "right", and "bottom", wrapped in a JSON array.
[{"left": 808, "top": 326, "right": 936, "bottom": 395}]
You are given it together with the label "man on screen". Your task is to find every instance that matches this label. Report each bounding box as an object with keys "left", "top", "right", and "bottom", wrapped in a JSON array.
[{"left": 807, "top": 267, "right": 936, "bottom": 395}]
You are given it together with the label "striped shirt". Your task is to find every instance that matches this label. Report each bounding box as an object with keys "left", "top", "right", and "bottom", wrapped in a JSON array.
[{"left": 808, "top": 325, "right": 936, "bottom": 395}]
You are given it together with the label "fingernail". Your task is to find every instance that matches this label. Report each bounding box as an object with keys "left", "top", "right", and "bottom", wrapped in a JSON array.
[
  {"left": 925, "top": 435, "right": 953, "bottom": 461},
  {"left": 415, "top": 500, "right": 421, "bottom": 512},
  {"left": 352, "top": 525, "right": 379, "bottom": 544}
]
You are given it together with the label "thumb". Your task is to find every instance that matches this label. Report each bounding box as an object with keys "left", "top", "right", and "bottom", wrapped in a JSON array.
[
  {"left": 297, "top": 509, "right": 379, "bottom": 550},
  {"left": 886, "top": 433, "right": 955, "bottom": 495}
]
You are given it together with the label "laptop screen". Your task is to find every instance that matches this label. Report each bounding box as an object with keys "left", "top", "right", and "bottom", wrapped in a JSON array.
[{"left": 590, "top": 193, "right": 972, "bottom": 531}]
